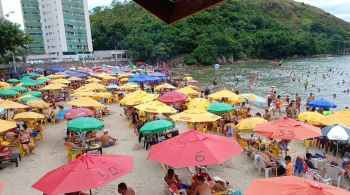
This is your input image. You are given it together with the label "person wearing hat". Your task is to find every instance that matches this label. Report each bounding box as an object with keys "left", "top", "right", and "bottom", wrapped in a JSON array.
[{"left": 101, "top": 129, "right": 118, "bottom": 147}]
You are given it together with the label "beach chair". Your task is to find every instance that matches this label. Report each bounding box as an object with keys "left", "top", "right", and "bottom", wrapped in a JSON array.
[
  {"left": 324, "top": 164, "right": 342, "bottom": 187},
  {"left": 64, "top": 145, "right": 83, "bottom": 161},
  {"left": 256, "top": 156, "right": 274, "bottom": 178}
]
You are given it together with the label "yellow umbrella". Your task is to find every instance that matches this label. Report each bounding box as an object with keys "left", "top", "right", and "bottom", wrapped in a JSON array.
[
  {"left": 154, "top": 83, "right": 176, "bottom": 91},
  {"left": 94, "top": 92, "right": 113, "bottom": 99},
  {"left": 176, "top": 86, "right": 200, "bottom": 96},
  {"left": 183, "top": 76, "right": 193, "bottom": 81},
  {"left": 68, "top": 97, "right": 104, "bottom": 108},
  {"left": 236, "top": 117, "right": 268, "bottom": 132},
  {"left": 95, "top": 74, "right": 116, "bottom": 80},
  {"left": 26, "top": 100, "right": 50, "bottom": 108},
  {"left": 18, "top": 94, "right": 34, "bottom": 100},
  {"left": 298, "top": 112, "right": 326, "bottom": 126},
  {"left": 187, "top": 98, "right": 211, "bottom": 111},
  {"left": 86, "top": 78, "right": 102, "bottom": 83},
  {"left": 118, "top": 83, "right": 139, "bottom": 91},
  {"left": 188, "top": 85, "right": 199, "bottom": 90},
  {"left": 0, "top": 82, "right": 11, "bottom": 89},
  {"left": 170, "top": 109, "right": 221, "bottom": 123},
  {"left": 322, "top": 110, "right": 350, "bottom": 126},
  {"left": 120, "top": 91, "right": 158, "bottom": 106},
  {"left": 0, "top": 100, "right": 28, "bottom": 109},
  {"left": 67, "top": 77, "right": 82, "bottom": 81},
  {"left": 0, "top": 119, "right": 17, "bottom": 133},
  {"left": 120, "top": 78, "right": 129, "bottom": 82},
  {"left": 14, "top": 112, "right": 45, "bottom": 121},
  {"left": 82, "top": 82, "right": 106, "bottom": 91},
  {"left": 118, "top": 73, "right": 133, "bottom": 78},
  {"left": 208, "top": 89, "right": 244, "bottom": 102},
  {"left": 134, "top": 100, "right": 177, "bottom": 113},
  {"left": 48, "top": 75, "right": 66, "bottom": 79},
  {"left": 51, "top": 79, "right": 71, "bottom": 84},
  {"left": 39, "top": 84, "right": 67, "bottom": 90},
  {"left": 71, "top": 91, "right": 97, "bottom": 97}
]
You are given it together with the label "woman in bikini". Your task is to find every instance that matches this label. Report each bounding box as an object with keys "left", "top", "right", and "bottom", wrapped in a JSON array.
[{"left": 18, "top": 130, "right": 35, "bottom": 154}]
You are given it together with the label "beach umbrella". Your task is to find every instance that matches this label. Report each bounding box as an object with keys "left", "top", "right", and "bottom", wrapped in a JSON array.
[
  {"left": 68, "top": 97, "right": 104, "bottom": 108},
  {"left": 236, "top": 117, "right": 268, "bottom": 132},
  {"left": 7, "top": 79, "right": 19, "bottom": 83},
  {"left": 25, "top": 72, "right": 42, "bottom": 77},
  {"left": 106, "top": 84, "right": 119, "bottom": 89},
  {"left": 55, "top": 109, "right": 72, "bottom": 120},
  {"left": 183, "top": 76, "right": 193, "bottom": 81},
  {"left": 23, "top": 91, "right": 42, "bottom": 98},
  {"left": 298, "top": 111, "right": 325, "bottom": 126},
  {"left": 241, "top": 93, "right": 267, "bottom": 107},
  {"left": 0, "top": 100, "right": 28, "bottom": 109},
  {"left": 14, "top": 112, "right": 45, "bottom": 121},
  {"left": 208, "top": 90, "right": 245, "bottom": 104},
  {"left": 176, "top": 86, "right": 199, "bottom": 96},
  {"left": 159, "top": 91, "right": 188, "bottom": 104},
  {"left": 77, "top": 82, "right": 106, "bottom": 91},
  {"left": 120, "top": 90, "right": 150, "bottom": 104},
  {"left": 47, "top": 67, "right": 67, "bottom": 72},
  {"left": 253, "top": 117, "right": 321, "bottom": 140},
  {"left": 0, "top": 89, "right": 18, "bottom": 97},
  {"left": 48, "top": 74, "right": 67, "bottom": 79},
  {"left": 148, "top": 129, "right": 243, "bottom": 168},
  {"left": 86, "top": 78, "right": 102, "bottom": 83},
  {"left": 18, "top": 94, "right": 33, "bottom": 100},
  {"left": 322, "top": 110, "right": 350, "bottom": 127},
  {"left": 36, "top": 77, "right": 50, "bottom": 82},
  {"left": 64, "top": 108, "right": 95, "bottom": 121},
  {"left": 11, "top": 86, "right": 28, "bottom": 92},
  {"left": 207, "top": 103, "right": 234, "bottom": 114},
  {"left": 93, "top": 92, "right": 113, "bottom": 100},
  {"left": 26, "top": 100, "right": 49, "bottom": 108},
  {"left": 187, "top": 98, "right": 211, "bottom": 111},
  {"left": 322, "top": 124, "right": 350, "bottom": 141},
  {"left": 39, "top": 84, "right": 67, "bottom": 91},
  {"left": 33, "top": 68, "right": 45, "bottom": 72},
  {"left": 117, "top": 83, "right": 139, "bottom": 91},
  {"left": 0, "top": 108, "right": 4, "bottom": 115},
  {"left": 245, "top": 176, "right": 349, "bottom": 195},
  {"left": 20, "top": 97, "right": 42, "bottom": 104},
  {"left": 128, "top": 74, "right": 160, "bottom": 83},
  {"left": 147, "top": 72, "right": 167, "bottom": 77},
  {"left": 170, "top": 109, "right": 221, "bottom": 123},
  {"left": 68, "top": 72, "right": 87, "bottom": 78},
  {"left": 121, "top": 93, "right": 158, "bottom": 106},
  {"left": 51, "top": 78, "right": 71, "bottom": 84},
  {"left": 154, "top": 83, "right": 176, "bottom": 91},
  {"left": 0, "top": 82, "right": 11, "bottom": 89},
  {"left": 71, "top": 91, "right": 97, "bottom": 97},
  {"left": 0, "top": 119, "right": 17, "bottom": 133},
  {"left": 307, "top": 99, "right": 336, "bottom": 109},
  {"left": 32, "top": 154, "right": 133, "bottom": 195},
  {"left": 67, "top": 77, "right": 82, "bottom": 81},
  {"left": 140, "top": 120, "right": 175, "bottom": 135},
  {"left": 134, "top": 101, "right": 177, "bottom": 114},
  {"left": 67, "top": 117, "right": 104, "bottom": 132}
]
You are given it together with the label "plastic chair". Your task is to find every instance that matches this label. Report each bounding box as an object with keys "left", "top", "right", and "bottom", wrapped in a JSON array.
[
  {"left": 64, "top": 145, "right": 82, "bottom": 161},
  {"left": 256, "top": 156, "right": 274, "bottom": 178},
  {"left": 324, "top": 164, "right": 342, "bottom": 187}
]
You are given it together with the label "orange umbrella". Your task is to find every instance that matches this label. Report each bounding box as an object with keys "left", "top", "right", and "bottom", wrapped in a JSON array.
[
  {"left": 246, "top": 176, "right": 349, "bottom": 195},
  {"left": 253, "top": 117, "right": 321, "bottom": 140}
]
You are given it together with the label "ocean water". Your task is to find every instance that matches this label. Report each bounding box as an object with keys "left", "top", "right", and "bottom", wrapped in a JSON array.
[{"left": 187, "top": 55, "right": 350, "bottom": 110}]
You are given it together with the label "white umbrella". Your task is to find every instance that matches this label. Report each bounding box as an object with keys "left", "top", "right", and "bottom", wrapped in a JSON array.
[{"left": 322, "top": 124, "right": 350, "bottom": 159}]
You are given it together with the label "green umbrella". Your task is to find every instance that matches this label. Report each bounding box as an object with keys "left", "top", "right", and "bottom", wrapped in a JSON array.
[
  {"left": 112, "top": 69, "right": 121, "bottom": 74},
  {"left": 25, "top": 72, "right": 42, "bottom": 77},
  {"left": 12, "top": 86, "right": 28, "bottom": 92},
  {"left": 67, "top": 117, "right": 105, "bottom": 132},
  {"left": 140, "top": 120, "right": 175, "bottom": 135},
  {"left": 21, "top": 81, "right": 39, "bottom": 87},
  {"left": 7, "top": 79, "right": 19, "bottom": 83},
  {"left": 36, "top": 80, "right": 47, "bottom": 85},
  {"left": 0, "top": 89, "right": 18, "bottom": 97},
  {"left": 23, "top": 91, "right": 42, "bottom": 97},
  {"left": 208, "top": 103, "right": 234, "bottom": 114},
  {"left": 20, "top": 97, "right": 42, "bottom": 103}
]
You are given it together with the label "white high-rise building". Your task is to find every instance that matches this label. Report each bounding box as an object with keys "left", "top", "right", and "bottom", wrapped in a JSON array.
[
  {"left": 21, "top": 0, "right": 93, "bottom": 59},
  {"left": 0, "top": 0, "right": 4, "bottom": 18}
]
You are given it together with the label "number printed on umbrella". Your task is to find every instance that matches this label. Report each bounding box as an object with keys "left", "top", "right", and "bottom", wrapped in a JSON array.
[
  {"left": 279, "top": 130, "right": 295, "bottom": 138},
  {"left": 98, "top": 167, "right": 123, "bottom": 180},
  {"left": 195, "top": 151, "right": 205, "bottom": 162}
]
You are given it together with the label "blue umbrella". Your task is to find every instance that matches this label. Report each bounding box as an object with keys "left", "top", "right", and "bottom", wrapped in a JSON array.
[
  {"left": 47, "top": 67, "right": 67, "bottom": 72},
  {"left": 68, "top": 72, "right": 88, "bottom": 78},
  {"left": 121, "top": 68, "right": 130, "bottom": 72},
  {"left": 128, "top": 74, "right": 160, "bottom": 83},
  {"left": 55, "top": 109, "right": 72, "bottom": 120},
  {"left": 307, "top": 99, "right": 336, "bottom": 109},
  {"left": 33, "top": 68, "right": 45, "bottom": 72}
]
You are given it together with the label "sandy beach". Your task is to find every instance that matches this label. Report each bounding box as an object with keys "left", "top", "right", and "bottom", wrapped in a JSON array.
[{"left": 0, "top": 102, "right": 349, "bottom": 195}]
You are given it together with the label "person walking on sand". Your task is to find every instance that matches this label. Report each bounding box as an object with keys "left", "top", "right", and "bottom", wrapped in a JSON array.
[{"left": 295, "top": 93, "right": 301, "bottom": 114}]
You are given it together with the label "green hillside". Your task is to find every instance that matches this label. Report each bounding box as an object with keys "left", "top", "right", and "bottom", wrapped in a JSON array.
[{"left": 90, "top": 0, "right": 350, "bottom": 65}]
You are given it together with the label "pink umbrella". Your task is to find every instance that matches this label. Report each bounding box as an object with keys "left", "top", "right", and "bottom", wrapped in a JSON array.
[
  {"left": 158, "top": 91, "right": 188, "bottom": 104},
  {"left": 64, "top": 108, "right": 95, "bottom": 121},
  {"left": 148, "top": 130, "right": 243, "bottom": 168},
  {"left": 187, "top": 80, "right": 198, "bottom": 84}
]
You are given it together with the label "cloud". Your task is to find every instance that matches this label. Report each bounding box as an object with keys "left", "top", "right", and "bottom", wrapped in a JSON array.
[{"left": 87, "top": 0, "right": 113, "bottom": 9}]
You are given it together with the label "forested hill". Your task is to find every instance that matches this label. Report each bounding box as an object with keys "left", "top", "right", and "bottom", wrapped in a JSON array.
[{"left": 90, "top": 0, "right": 350, "bottom": 65}]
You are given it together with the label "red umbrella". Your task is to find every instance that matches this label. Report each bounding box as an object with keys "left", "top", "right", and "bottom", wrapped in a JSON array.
[
  {"left": 246, "top": 176, "right": 349, "bottom": 195},
  {"left": 148, "top": 130, "right": 243, "bottom": 168},
  {"left": 32, "top": 154, "right": 133, "bottom": 195},
  {"left": 64, "top": 108, "right": 94, "bottom": 121},
  {"left": 158, "top": 91, "right": 188, "bottom": 104},
  {"left": 253, "top": 117, "right": 321, "bottom": 140}
]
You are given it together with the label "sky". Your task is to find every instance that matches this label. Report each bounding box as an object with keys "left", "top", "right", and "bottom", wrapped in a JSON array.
[{"left": 1, "top": 0, "right": 349, "bottom": 28}]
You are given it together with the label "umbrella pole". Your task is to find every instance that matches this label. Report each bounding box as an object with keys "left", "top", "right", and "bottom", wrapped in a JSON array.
[{"left": 90, "top": 189, "right": 92, "bottom": 195}]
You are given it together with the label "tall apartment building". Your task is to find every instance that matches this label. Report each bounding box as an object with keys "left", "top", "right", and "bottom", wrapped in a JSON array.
[{"left": 21, "top": 0, "right": 93, "bottom": 58}]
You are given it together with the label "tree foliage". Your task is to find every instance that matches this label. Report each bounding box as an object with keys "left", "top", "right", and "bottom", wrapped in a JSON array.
[
  {"left": 0, "top": 19, "right": 31, "bottom": 56},
  {"left": 90, "top": 0, "right": 350, "bottom": 65}
]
